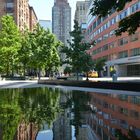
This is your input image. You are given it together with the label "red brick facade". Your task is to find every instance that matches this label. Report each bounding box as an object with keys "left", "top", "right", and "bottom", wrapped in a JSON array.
[
  {"left": 86, "top": 0, "right": 140, "bottom": 76},
  {"left": 0, "top": 0, "right": 37, "bottom": 31}
]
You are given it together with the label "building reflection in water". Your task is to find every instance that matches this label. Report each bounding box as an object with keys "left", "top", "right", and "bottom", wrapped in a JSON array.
[
  {"left": 53, "top": 91, "right": 72, "bottom": 140},
  {"left": 84, "top": 92, "right": 140, "bottom": 140}
]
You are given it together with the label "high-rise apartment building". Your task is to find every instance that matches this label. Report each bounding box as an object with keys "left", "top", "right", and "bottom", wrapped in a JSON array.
[
  {"left": 86, "top": 0, "right": 140, "bottom": 77},
  {"left": 0, "top": 0, "right": 38, "bottom": 31},
  {"left": 52, "top": 0, "right": 71, "bottom": 45},
  {"left": 75, "top": 0, "right": 90, "bottom": 26}
]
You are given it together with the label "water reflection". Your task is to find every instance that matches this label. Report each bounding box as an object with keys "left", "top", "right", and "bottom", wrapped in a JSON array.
[
  {"left": 0, "top": 88, "right": 60, "bottom": 140},
  {"left": 0, "top": 88, "right": 140, "bottom": 140}
]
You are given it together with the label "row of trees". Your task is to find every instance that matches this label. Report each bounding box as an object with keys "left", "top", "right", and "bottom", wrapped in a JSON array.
[{"left": 0, "top": 15, "right": 62, "bottom": 78}]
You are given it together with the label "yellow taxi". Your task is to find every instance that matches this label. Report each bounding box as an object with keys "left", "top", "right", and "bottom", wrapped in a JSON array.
[{"left": 88, "top": 71, "right": 98, "bottom": 78}]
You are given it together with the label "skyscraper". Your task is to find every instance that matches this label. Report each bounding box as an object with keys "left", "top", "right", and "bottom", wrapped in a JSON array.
[
  {"left": 52, "top": 0, "right": 71, "bottom": 45},
  {"left": 75, "top": 0, "right": 90, "bottom": 26}
]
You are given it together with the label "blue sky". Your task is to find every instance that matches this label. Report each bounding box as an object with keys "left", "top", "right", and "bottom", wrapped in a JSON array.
[{"left": 29, "top": 0, "right": 84, "bottom": 23}]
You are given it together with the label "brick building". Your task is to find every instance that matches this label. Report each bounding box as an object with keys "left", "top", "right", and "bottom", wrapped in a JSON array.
[
  {"left": 86, "top": 0, "right": 140, "bottom": 76},
  {"left": 29, "top": 6, "right": 38, "bottom": 31},
  {"left": 0, "top": 0, "right": 38, "bottom": 31}
]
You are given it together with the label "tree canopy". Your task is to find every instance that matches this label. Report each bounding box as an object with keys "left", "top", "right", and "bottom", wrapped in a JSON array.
[
  {"left": 0, "top": 15, "right": 21, "bottom": 76},
  {"left": 0, "top": 15, "right": 62, "bottom": 78},
  {"left": 62, "top": 20, "right": 94, "bottom": 80},
  {"left": 90, "top": 0, "right": 140, "bottom": 35}
]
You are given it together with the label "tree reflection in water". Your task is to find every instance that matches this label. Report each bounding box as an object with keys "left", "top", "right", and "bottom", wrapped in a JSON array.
[
  {"left": 62, "top": 91, "right": 91, "bottom": 138},
  {"left": 0, "top": 87, "right": 60, "bottom": 140}
]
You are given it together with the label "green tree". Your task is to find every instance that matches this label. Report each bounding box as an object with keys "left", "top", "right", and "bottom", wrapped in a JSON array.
[
  {"left": 0, "top": 15, "right": 21, "bottom": 76},
  {"left": 18, "top": 28, "right": 32, "bottom": 76},
  {"left": 94, "top": 58, "right": 106, "bottom": 77},
  {"left": 62, "top": 20, "right": 94, "bottom": 80},
  {"left": 64, "top": 66, "right": 72, "bottom": 75},
  {"left": 90, "top": 0, "right": 140, "bottom": 35},
  {"left": 28, "top": 24, "right": 61, "bottom": 79}
]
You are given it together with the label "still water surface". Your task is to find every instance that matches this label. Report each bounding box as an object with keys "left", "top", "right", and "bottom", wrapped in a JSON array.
[{"left": 0, "top": 87, "right": 140, "bottom": 140}]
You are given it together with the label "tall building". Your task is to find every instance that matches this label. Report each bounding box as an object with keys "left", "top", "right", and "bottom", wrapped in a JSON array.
[
  {"left": 39, "top": 20, "right": 52, "bottom": 32},
  {"left": 52, "top": 0, "right": 71, "bottom": 45},
  {"left": 75, "top": 0, "right": 90, "bottom": 26},
  {"left": 0, "top": 0, "right": 38, "bottom": 31},
  {"left": 86, "top": 0, "right": 140, "bottom": 76}
]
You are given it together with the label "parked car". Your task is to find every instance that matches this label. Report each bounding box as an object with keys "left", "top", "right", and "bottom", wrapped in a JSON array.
[{"left": 88, "top": 71, "right": 98, "bottom": 78}]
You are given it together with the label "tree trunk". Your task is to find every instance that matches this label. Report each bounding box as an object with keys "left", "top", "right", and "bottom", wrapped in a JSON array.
[
  {"left": 86, "top": 72, "right": 89, "bottom": 81},
  {"left": 38, "top": 68, "right": 41, "bottom": 80},
  {"left": 23, "top": 64, "right": 26, "bottom": 77},
  {"left": 76, "top": 71, "right": 79, "bottom": 81},
  {"left": 6, "top": 63, "right": 10, "bottom": 77}
]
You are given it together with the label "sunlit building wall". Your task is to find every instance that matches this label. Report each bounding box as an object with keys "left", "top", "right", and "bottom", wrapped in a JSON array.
[
  {"left": 0, "top": 0, "right": 37, "bottom": 31},
  {"left": 86, "top": 0, "right": 140, "bottom": 76}
]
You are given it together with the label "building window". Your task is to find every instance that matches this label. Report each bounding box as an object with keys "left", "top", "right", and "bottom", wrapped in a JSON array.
[
  {"left": 119, "top": 107, "right": 128, "bottom": 116},
  {"left": 103, "top": 22, "right": 108, "bottom": 30},
  {"left": 110, "top": 17, "right": 116, "bottom": 26},
  {"left": 97, "top": 18, "right": 101, "bottom": 26},
  {"left": 130, "top": 110, "right": 139, "bottom": 119},
  {"left": 92, "top": 22, "right": 96, "bottom": 30},
  {"left": 109, "top": 29, "right": 116, "bottom": 37},
  {"left": 97, "top": 37, "right": 102, "bottom": 43},
  {"left": 6, "top": 7, "right": 14, "bottom": 13},
  {"left": 118, "top": 37, "right": 128, "bottom": 46},
  {"left": 118, "top": 51, "right": 128, "bottom": 58},
  {"left": 6, "top": 0, "right": 14, "bottom": 2},
  {"left": 131, "top": 2, "right": 140, "bottom": 13},
  {"left": 109, "top": 42, "right": 115, "bottom": 49},
  {"left": 119, "top": 10, "right": 128, "bottom": 20},
  {"left": 130, "top": 96, "right": 140, "bottom": 105},
  {"left": 103, "top": 34, "right": 109, "bottom": 40},
  {"left": 130, "top": 48, "right": 140, "bottom": 56},
  {"left": 102, "top": 44, "right": 108, "bottom": 51},
  {"left": 130, "top": 33, "right": 139, "bottom": 42},
  {"left": 110, "top": 53, "right": 117, "bottom": 60}
]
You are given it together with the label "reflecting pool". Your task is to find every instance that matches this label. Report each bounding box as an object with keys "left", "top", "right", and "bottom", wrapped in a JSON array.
[{"left": 0, "top": 87, "right": 140, "bottom": 140}]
